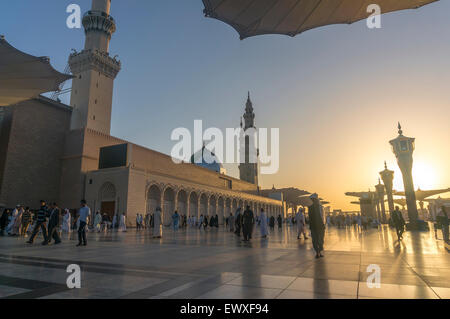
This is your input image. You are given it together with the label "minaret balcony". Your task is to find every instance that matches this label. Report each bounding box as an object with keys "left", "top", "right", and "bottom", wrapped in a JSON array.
[
  {"left": 83, "top": 10, "right": 116, "bottom": 38},
  {"left": 69, "top": 49, "right": 121, "bottom": 79}
]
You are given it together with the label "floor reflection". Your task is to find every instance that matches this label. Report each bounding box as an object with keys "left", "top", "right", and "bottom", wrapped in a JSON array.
[{"left": 1, "top": 222, "right": 448, "bottom": 299}]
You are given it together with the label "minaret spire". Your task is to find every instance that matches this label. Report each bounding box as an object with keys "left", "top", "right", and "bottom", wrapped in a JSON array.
[
  {"left": 68, "top": 0, "right": 121, "bottom": 135},
  {"left": 243, "top": 91, "right": 255, "bottom": 130},
  {"left": 246, "top": 91, "right": 253, "bottom": 112},
  {"left": 398, "top": 122, "right": 403, "bottom": 135},
  {"left": 239, "top": 92, "right": 258, "bottom": 186}
]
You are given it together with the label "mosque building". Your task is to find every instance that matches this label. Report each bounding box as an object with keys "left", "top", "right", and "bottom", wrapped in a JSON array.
[{"left": 0, "top": 0, "right": 283, "bottom": 226}]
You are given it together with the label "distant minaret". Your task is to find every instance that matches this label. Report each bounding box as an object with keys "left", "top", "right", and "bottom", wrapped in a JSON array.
[
  {"left": 243, "top": 91, "right": 255, "bottom": 130},
  {"left": 69, "top": 0, "right": 121, "bottom": 134},
  {"left": 239, "top": 92, "right": 259, "bottom": 185}
]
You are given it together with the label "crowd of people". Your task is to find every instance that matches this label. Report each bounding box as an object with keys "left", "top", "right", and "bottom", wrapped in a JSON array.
[
  {"left": 0, "top": 194, "right": 325, "bottom": 257},
  {"left": 0, "top": 199, "right": 92, "bottom": 247},
  {"left": 324, "top": 213, "right": 380, "bottom": 230},
  {"left": 2, "top": 197, "right": 447, "bottom": 257}
]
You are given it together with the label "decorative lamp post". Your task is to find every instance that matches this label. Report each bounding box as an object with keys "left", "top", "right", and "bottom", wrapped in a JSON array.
[
  {"left": 389, "top": 123, "right": 419, "bottom": 229},
  {"left": 380, "top": 161, "right": 395, "bottom": 220},
  {"left": 375, "top": 178, "right": 387, "bottom": 224}
]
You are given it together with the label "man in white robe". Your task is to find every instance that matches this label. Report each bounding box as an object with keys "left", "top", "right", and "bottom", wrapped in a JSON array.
[
  {"left": 62, "top": 209, "right": 72, "bottom": 233},
  {"left": 119, "top": 213, "right": 127, "bottom": 232},
  {"left": 6, "top": 205, "right": 19, "bottom": 234},
  {"left": 153, "top": 207, "right": 162, "bottom": 238},
  {"left": 94, "top": 212, "right": 102, "bottom": 232},
  {"left": 295, "top": 208, "right": 308, "bottom": 240},
  {"left": 112, "top": 214, "right": 118, "bottom": 230},
  {"left": 260, "top": 208, "right": 268, "bottom": 238},
  {"left": 11, "top": 206, "right": 24, "bottom": 236}
]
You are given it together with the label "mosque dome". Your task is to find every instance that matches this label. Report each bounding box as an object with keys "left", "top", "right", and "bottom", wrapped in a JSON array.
[{"left": 190, "top": 146, "right": 226, "bottom": 174}]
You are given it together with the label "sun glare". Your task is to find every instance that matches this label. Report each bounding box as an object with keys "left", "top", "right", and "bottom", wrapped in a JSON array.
[{"left": 392, "top": 160, "right": 438, "bottom": 191}]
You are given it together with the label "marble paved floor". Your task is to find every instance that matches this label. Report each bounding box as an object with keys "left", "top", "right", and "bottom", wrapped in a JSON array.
[{"left": 0, "top": 224, "right": 448, "bottom": 299}]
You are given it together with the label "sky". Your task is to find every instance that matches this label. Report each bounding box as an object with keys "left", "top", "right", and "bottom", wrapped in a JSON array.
[{"left": 1, "top": 1, "right": 449, "bottom": 210}]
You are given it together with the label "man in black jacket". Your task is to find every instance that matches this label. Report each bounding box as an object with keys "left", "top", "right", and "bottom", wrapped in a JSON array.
[
  {"left": 391, "top": 206, "right": 406, "bottom": 240},
  {"left": 0, "top": 204, "right": 7, "bottom": 236},
  {"left": 242, "top": 205, "right": 255, "bottom": 242},
  {"left": 27, "top": 200, "right": 49, "bottom": 244},
  {"left": 277, "top": 215, "right": 282, "bottom": 229},
  {"left": 46, "top": 203, "right": 61, "bottom": 245}
]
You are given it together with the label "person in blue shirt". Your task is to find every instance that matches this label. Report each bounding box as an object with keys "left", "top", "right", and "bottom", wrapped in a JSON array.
[
  {"left": 77, "top": 199, "right": 91, "bottom": 247},
  {"left": 172, "top": 211, "right": 180, "bottom": 231}
]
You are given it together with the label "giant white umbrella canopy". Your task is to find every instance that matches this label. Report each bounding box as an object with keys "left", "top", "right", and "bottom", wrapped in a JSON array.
[
  {"left": 297, "top": 195, "right": 313, "bottom": 207},
  {"left": 394, "top": 188, "right": 450, "bottom": 201},
  {"left": 0, "top": 36, "right": 72, "bottom": 106},
  {"left": 202, "top": 0, "right": 439, "bottom": 39}
]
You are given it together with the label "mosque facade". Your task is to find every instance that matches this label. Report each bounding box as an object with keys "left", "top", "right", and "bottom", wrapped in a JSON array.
[{"left": 0, "top": 0, "right": 283, "bottom": 226}]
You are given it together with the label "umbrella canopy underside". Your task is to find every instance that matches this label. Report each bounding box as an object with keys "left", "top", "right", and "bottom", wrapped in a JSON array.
[
  {"left": 203, "top": 0, "right": 439, "bottom": 39},
  {"left": 0, "top": 37, "right": 72, "bottom": 106}
]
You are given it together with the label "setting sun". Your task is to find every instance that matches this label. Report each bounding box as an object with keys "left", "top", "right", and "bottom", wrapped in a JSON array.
[{"left": 392, "top": 159, "right": 439, "bottom": 192}]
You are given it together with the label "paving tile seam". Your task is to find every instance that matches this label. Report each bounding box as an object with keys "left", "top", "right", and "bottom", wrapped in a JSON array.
[
  {"left": 0, "top": 256, "right": 202, "bottom": 280},
  {"left": 0, "top": 253, "right": 209, "bottom": 278},
  {"left": 399, "top": 256, "right": 442, "bottom": 299}
]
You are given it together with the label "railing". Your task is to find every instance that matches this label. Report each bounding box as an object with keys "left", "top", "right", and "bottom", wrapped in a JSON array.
[{"left": 83, "top": 10, "right": 114, "bottom": 22}]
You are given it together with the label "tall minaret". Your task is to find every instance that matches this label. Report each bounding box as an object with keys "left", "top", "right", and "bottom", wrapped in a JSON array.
[
  {"left": 69, "top": 0, "right": 121, "bottom": 134},
  {"left": 243, "top": 91, "right": 255, "bottom": 130},
  {"left": 239, "top": 92, "right": 259, "bottom": 185}
]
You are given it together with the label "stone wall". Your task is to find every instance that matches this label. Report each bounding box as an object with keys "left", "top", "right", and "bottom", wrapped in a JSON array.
[
  {"left": 128, "top": 143, "right": 259, "bottom": 194},
  {"left": 0, "top": 97, "right": 71, "bottom": 209},
  {"left": 59, "top": 128, "right": 126, "bottom": 209},
  {"left": 0, "top": 106, "right": 13, "bottom": 198},
  {"left": 85, "top": 165, "right": 282, "bottom": 227}
]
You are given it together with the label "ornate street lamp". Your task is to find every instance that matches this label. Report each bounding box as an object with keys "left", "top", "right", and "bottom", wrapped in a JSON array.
[
  {"left": 375, "top": 178, "right": 387, "bottom": 224},
  {"left": 380, "top": 161, "right": 395, "bottom": 220},
  {"left": 389, "top": 123, "right": 419, "bottom": 229}
]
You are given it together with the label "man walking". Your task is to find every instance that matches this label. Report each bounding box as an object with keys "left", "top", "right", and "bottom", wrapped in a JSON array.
[
  {"left": 259, "top": 208, "right": 268, "bottom": 238},
  {"left": 234, "top": 208, "right": 242, "bottom": 237},
  {"left": 391, "top": 206, "right": 406, "bottom": 240},
  {"left": 0, "top": 204, "right": 7, "bottom": 236},
  {"left": 27, "top": 200, "right": 49, "bottom": 245},
  {"left": 153, "top": 207, "right": 162, "bottom": 238},
  {"left": 308, "top": 194, "right": 325, "bottom": 258},
  {"left": 269, "top": 216, "right": 275, "bottom": 230},
  {"left": 295, "top": 208, "right": 308, "bottom": 240},
  {"left": 277, "top": 214, "right": 282, "bottom": 229},
  {"left": 229, "top": 213, "right": 235, "bottom": 232},
  {"left": 242, "top": 205, "right": 254, "bottom": 242},
  {"left": 46, "top": 203, "right": 61, "bottom": 245},
  {"left": 172, "top": 211, "right": 180, "bottom": 231},
  {"left": 20, "top": 207, "right": 32, "bottom": 237},
  {"left": 437, "top": 206, "right": 449, "bottom": 244},
  {"left": 76, "top": 200, "right": 91, "bottom": 247}
]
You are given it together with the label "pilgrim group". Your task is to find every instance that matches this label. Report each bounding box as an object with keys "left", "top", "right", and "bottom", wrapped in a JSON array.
[
  {"left": 0, "top": 193, "right": 328, "bottom": 258},
  {"left": 0, "top": 199, "right": 93, "bottom": 246}
]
